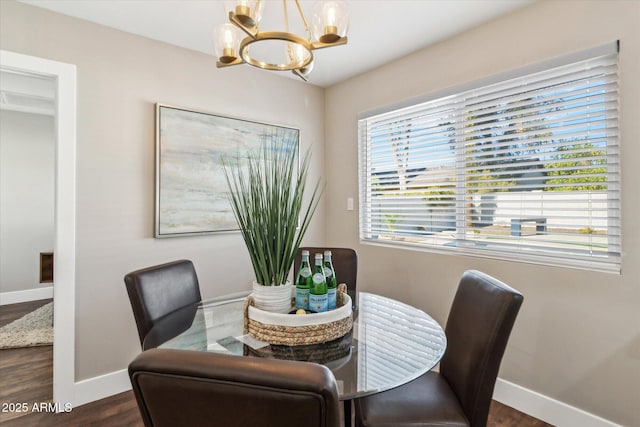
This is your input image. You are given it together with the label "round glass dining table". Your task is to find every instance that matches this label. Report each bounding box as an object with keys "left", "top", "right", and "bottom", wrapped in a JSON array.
[{"left": 144, "top": 291, "right": 447, "bottom": 402}]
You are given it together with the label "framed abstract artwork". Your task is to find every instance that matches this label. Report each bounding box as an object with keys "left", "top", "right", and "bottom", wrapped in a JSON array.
[{"left": 155, "top": 104, "right": 300, "bottom": 237}]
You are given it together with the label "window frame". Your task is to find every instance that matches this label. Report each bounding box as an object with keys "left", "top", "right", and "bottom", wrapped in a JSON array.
[{"left": 357, "top": 42, "right": 621, "bottom": 274}]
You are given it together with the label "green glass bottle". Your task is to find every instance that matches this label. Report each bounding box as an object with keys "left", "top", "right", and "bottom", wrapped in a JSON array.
[
  {"left": 309, "top": 253, "right": 328, "bottom": 313},
  {"left": 295, "top": 250, "right": 312, "bottom": 310},
  {"left": 324, "top": 250, "right": 337, "bottom": 310}
]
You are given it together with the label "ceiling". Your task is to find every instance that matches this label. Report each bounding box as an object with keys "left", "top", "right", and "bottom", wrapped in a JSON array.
[{"left": 18, "top": 0, "right": 534, "bottom": 87}]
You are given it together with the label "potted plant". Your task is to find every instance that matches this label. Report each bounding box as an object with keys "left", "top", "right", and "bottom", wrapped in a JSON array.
[{"left": 223, "top": 130, "right": 322, "bottom": 313}]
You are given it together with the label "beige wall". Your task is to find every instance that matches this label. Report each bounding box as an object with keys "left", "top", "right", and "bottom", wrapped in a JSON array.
[
  {"left": 0, "top": 1, "right": 326, "bottom": 380},
  {"left": 325, "top": 1, "right": 639, "bottom": 426}
]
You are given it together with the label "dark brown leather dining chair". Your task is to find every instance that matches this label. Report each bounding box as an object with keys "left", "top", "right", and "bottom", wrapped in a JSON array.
[
  {"left": 355, "top": 270, "right": 524, "bottom": 427},
  {"left": 124, "top": 259, "right": 202, "bottom": 349},
  {"left": 129, "top": 348, "right": 342, "bottom": 427},
  {"left": 295, "top": 247, "right": 358, "bottom": 303}
]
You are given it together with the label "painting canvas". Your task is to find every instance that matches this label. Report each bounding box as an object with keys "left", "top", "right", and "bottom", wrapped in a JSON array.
[{"left": 155, "top": 104, "right": 299, "bottom": 237}]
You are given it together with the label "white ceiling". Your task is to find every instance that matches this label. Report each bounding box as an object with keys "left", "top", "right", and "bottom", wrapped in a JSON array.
[{"left": 18, "top": 0, "right": 534, "bottom": 87}]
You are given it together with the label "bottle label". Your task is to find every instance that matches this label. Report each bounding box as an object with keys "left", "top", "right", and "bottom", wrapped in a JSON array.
[
  {"left": 309, "top": 293, "right": 328, "bottom": 313},
  {"left": 299, "top": 267, "right": 311, "bottom": 278},
  {"left": 296, "top": 288, "right": 310, "bottom": 310},
  {"left": 328, "top": 288, "right": 337, "bottom": 310},
  {"left": 312, "top": 273, "right": 325, "bottom": 284},
  {"left": 323, "top": 267, "right": 333, "bottom": 278}
]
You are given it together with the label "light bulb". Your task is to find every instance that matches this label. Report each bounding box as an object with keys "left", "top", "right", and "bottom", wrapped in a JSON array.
[
  {"left": 224, "top": 0, "right": 263, "bottom": 27},
  {"left": 326, "top": 4, "right": 336, "bottom": 27},
  {"left": 223, "top": 29, "right": 234, "bottom": 46},
  {"left": 287, "top": 43, "right": 308, "bottom": 63},
  {"left": 312, "top": 1, "right": 349, "bottom": 44},
  {"left": 236, "top": 0, "right": 250, "bottom": 17},
  {"left": 215, "top": 23, "right": 239, "bottom": 63}
]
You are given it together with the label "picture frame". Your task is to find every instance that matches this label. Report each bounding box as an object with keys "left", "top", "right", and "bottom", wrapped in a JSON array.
[{"left": 155, "top": 104, "right": 300, "bottom": 237}]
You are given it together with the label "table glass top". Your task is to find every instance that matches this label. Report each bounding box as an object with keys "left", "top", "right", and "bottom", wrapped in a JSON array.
[{"left": 145, "top": 291, "right": 446, "bottom": 400}]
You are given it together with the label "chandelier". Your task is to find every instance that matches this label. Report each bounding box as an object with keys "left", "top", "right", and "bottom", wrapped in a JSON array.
[{"left": 214, "top": 1, "right": 349, "bottom": 81}]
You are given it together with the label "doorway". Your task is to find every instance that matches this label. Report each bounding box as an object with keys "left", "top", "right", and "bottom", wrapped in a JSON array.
[
  {"left": 0, "top": 49, "right": 77, "bottom": 407},
  {"left": 0, "top": 70, "right": 56, "bottom": 303}
]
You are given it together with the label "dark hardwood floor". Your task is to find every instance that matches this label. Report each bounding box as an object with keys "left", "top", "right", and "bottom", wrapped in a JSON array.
[
  {"left": 1, "top": 300, "right": 553, "bottom": 426},
  {"left": 1, "top": 299, "right": 54, "bottom": 424}
]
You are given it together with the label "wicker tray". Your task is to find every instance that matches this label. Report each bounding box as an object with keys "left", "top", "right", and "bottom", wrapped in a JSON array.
[
  {"left": 244, "top": 283, "right": 353, "bottom": 346},
  {"left": 244, "top": 330, "right": 353, "bottom": 367}
]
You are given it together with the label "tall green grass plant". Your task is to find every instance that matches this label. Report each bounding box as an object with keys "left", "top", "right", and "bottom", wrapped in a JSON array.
[{"left": 223, "top": 131, "right": 322, "bottom": 286}]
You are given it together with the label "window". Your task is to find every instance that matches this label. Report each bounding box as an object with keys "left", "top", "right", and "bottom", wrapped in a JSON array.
[{"left": 358, "top": 43, "right": 620, "bottom": 273}]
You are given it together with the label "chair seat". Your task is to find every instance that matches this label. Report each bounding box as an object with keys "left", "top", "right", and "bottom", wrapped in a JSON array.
[{"left": 355, "top": 371, "right": 470, "bottom": 427}]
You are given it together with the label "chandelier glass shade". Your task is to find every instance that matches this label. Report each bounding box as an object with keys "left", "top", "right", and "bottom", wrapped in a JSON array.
[{"left": 214, "top": 0, "right": 349, "bottom": 81}]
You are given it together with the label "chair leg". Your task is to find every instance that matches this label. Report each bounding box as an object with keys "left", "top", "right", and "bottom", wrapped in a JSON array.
[{"left": 344, "top": 400, "right": 352, "bottom": 427}]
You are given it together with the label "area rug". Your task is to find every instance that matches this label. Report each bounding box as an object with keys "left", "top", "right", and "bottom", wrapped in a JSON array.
[{"left": 0, "top": 302, "right": 53, "bottom": 349}]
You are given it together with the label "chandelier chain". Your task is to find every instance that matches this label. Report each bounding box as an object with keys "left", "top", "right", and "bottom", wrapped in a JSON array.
[
  {"left": 283, "top": 0, "right": 289, "bottom": 33},
  {"left": 294, "top": 0, "right": 312, "bottom": 41}
]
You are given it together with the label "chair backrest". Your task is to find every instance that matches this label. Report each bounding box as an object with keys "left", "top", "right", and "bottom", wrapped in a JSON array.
[
  {"left": 124, "top": 260, "right": 202, "bottom": 346},
  {"left": 129, "top": 348, "right": 342, "bottom": 427},
  {"left": 294, "top": 247, "right": 358, "bottom": 302},
  {"left": 440, "top": 270, "right": 523, "bottom": 427}
]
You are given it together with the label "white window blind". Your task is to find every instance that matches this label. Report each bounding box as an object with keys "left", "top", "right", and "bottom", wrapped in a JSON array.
[{"left": 358, "top": 45, "right": 620, "bottom": 273}]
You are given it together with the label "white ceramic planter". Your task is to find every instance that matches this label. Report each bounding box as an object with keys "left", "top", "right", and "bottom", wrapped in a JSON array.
[{"left": 251, "top": 281, "right": 293, "bottom": 314}]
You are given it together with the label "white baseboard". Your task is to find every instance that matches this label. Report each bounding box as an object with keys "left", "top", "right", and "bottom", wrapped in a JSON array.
[
  {"left": 72, "top": 369, "right": 131, "bottom": 408},
  {"left": 0, "top": 287, "right": 54, "bottom": 305},
  {"left": 494, "top": 378, "right": 622, "bottom": 427}
]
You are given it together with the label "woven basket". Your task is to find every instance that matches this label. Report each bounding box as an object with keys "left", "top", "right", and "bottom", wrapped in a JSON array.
[
  {"left": 244, "top": 283, "right": 353, "bottom": 346},
  {"left": 244, "top": 330, "right": 353, "bottom": 366}
]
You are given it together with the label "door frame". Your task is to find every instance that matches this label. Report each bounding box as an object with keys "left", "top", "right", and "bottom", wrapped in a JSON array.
[{"left": 0, "top": 49, "right": 77, "bottom": 406}]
